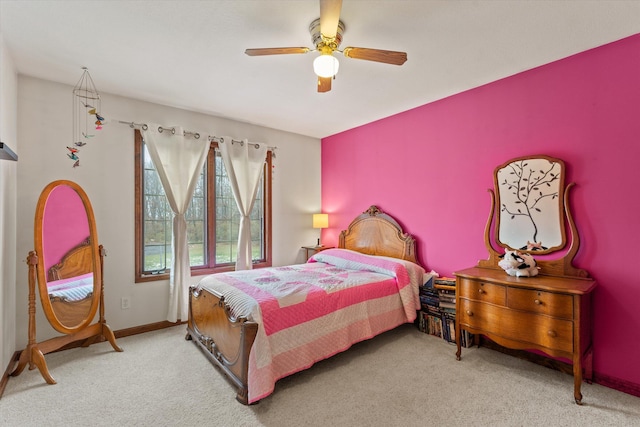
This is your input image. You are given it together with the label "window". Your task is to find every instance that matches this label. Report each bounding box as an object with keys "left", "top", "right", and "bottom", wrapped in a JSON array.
[{"left": 134, "top": 130, "right": 272, "bottom": 282}]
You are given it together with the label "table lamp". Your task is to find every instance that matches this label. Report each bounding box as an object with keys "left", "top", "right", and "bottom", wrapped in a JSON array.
[{"left": 313, "top": 213, "right": 328, "bottom": 247}]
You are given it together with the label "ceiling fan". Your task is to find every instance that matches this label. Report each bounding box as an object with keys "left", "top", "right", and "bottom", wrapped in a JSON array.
[{"left": 245, "top": 0, "right": 407, "bottom": 93}]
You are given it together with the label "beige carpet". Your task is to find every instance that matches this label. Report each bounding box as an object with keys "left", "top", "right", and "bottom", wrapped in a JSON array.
[{"left": 1, "top": 324, "right": 639, "bottom": 427}]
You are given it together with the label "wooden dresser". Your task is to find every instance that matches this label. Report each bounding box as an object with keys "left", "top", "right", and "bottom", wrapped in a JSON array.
[
  {"left": 455, "top": 266, "right": 596, "bottom": 404},
  {"left": 459, "top": 155, "right": 597, "bottom": 404}
]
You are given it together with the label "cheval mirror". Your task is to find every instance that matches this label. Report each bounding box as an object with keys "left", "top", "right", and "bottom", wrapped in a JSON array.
[
  {"left": 11, "top": 180, "right": 122, "bottom": 384},
  {"left": 479, "top": 154, "right": 588, "bottom": 277}
]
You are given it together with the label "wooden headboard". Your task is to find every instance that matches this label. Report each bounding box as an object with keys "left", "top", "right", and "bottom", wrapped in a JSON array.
[
  {"left": 47, "top": 238, "right": 94, "bottom": 282},
  {"left": 338, "top": 205, "right": 419, "bottom": 265}
]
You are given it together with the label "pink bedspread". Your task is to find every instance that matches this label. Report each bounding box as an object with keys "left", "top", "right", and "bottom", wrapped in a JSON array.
[
  {"left": 196, "top": 248, "right": 425, "bottom": 403},
  {"left": 47, "top": 272, "right": 94, "bottom": 301}
]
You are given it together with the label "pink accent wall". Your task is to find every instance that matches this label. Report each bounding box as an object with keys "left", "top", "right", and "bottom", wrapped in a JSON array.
[
  {"left": 42, "top": 185, "right": 90, "bottom": 273},
  {"left": 322, "top": 34, "right": 640, "bottom": 389}
]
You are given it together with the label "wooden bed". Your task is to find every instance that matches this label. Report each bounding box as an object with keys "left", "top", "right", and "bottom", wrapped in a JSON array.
[
  {"left": 47, "top": 238, "right": 93, "bottom": 282},
  {"left": 47, "top": 239, "right": 95, "bottom": 326},
  {"left": 186, "top": 205, "right": 422, "bottom": 404}
]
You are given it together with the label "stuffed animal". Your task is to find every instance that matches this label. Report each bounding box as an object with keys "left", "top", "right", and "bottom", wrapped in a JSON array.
[
  {"left": 526, "top": 241, "right": 545, "bottom": 251},
  {"left": 498, "top": 250, "right": 540, "bottom": 277}
]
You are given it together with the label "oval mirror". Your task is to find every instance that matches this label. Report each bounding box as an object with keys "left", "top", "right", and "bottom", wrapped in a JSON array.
[
  {"left": 35, "top": 180, "right": 101, "bottom": 334},
  {"left": 494, "top": 155, "right": 567, "bottom": 254}
]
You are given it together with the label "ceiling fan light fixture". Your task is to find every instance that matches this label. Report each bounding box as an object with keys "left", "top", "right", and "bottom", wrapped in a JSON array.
[
  {"left": 244, "top": 4, "right": 406, "bottom": 92},
  {"left": 313, "top": 54, "right": 339, "bottom": 78}
]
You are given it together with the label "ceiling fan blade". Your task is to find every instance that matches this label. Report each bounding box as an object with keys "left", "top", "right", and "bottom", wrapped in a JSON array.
[
  {"left": 320, "top": 0, "right": 342, "bottom": 38},
  {"left": 317, "top": 76, "right": 332, "bottom": 93},
  {"left": 245, "top": 47, "right": 310, "bottom": 56},
  {"left": 342, "top": 47, "right": 407, "bottom": 65}
]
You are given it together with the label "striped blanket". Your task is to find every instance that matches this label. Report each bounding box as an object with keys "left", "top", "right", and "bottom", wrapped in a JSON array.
[
  {"left": 196, "top": 248, "right": 424, "bottom": 403},
  {"left": 47, "top": 272, "right": 94, "bottom": 301}
]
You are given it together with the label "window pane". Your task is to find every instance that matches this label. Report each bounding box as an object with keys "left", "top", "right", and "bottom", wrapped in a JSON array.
[
  {"left": 186, "top": 182, "right": 206, "bottom": 268},
  {"left": 251, "top": 172, "right": 264, "bottom": 261},
  {"left": 141, "top": 142, "right": 206, "bottom": 271},
  {"left": 144, "top": 214, "right": 171, "bottom": 271},
  {"left": 215, "top": 210, "right": 234, "bottom": 264},
  {"left": 215, "top": 152, "right": 233, "bottom": 264},
  {"left": 189, "top": 242, "right": 205, "bottom": 266},
  {"left": 213, "top": 153, "right": 265, "bottom": 264},
  {"left": 144, "top": 170, "right": 163, "bottom": 197}
]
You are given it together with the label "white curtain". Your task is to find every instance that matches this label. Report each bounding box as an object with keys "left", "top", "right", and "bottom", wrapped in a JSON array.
[
  {"left": 141, "top": 124, "right": 210, "bottom": 322},
  {"left": 217, "top": 137, "right": 268, "bottom": 271}
]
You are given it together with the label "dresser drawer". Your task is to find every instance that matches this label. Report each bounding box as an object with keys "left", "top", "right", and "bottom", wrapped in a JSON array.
[
  {"left": 458, "top": 300, "right": 574, "bottom": 353},
  {"left": 458, "top": 278, "right": 506, "bottom": 305},
  {"left": 458, "top": 299, "right": 503, "bottom": 332},
  {"left": 507, "top": 288, "right": 573, "bottom": 319}
]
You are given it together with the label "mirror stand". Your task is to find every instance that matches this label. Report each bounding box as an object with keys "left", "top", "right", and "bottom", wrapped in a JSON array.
[
  {"left": 10, "top": 252, "right": 56, "bottom": 383},
  {"left": 11, "top": 248, "right": 122, "bottom": 384}
]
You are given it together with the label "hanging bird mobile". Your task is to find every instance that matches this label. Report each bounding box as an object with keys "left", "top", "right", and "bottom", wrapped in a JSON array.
[{"left": 70, "top": 67, "right": 105, "bottom": 167}]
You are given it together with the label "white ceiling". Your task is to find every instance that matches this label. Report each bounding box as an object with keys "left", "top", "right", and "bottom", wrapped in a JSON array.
[{"left": 2, "top": 1, "right": 639, "bottom": 139}]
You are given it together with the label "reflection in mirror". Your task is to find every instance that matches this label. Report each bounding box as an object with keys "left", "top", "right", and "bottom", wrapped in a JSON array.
[
  {"left": 494, "top": 156, "right": 566, "bottom": 254},
  {"left": 43, "top": 185, "right": 95, "bottom": 326},
  {"left": 46, "top": 240, "right": 95, "bottom": 327}
]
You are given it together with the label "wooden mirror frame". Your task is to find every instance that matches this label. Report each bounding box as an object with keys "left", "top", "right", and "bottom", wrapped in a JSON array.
[
  {"left": 36, "top": 181, "right": 101, "bottom": 333},
  {"left": 479, "top": 156, "right": 589, "bottom": 279},
  {"left": 11, "top": 180, "right": 122, "bottom": 385}
]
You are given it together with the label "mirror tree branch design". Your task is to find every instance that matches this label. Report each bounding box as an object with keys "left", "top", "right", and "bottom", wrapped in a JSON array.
[
  {"left": 500, "top": 159, "right": 560, "bottom": 247},
  {"left": 495, "top": 156, "right": 566, "bottom": 254}
]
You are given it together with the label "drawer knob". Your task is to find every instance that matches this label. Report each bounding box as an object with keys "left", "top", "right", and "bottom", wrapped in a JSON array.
[
  {"left": 534, "top": 299, "right": 542, "bottom": 305},
  {"left": 466, "top": 310, "right": 474, "bottom": 317},
  {"left": 478, "top": 289, "right": 485, "bottom": 294},
  {"left": 547, "top": 330, "right": 557, "bottom": 338}
]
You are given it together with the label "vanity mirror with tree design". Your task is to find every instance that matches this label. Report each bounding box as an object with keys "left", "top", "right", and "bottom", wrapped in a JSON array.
[
  {"left": 494, "top": 155, "right": 566, "bottom": 254},
  {"left": 454, "top": 155, "right": 597, "bottom": 405},
  {"left": 11, "top": 180, "right": 121, "bottom": 384}
]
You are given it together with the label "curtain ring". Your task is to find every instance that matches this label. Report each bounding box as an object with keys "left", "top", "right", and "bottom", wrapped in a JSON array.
[
  {"left": 194, "top": 133, "right": 200, "bottom": 139},
  {"left": 253, "top": 143, "right": 259, "bottom": 149},
  {"left": 142, "top": 124, "right": 148, "bottom": 130},
  {"left": 220, "top": 137, "right": 225, "bottom": 143},
  {"left": 158, "top": 126, "right": 176, "bottom": 134}
]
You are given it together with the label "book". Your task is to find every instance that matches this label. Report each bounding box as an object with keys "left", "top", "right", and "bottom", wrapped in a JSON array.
[
  {"left": 417, "top": 275, "right": 475, "bottom": 347},
  {"left": 434, "top": 277, "right": 456, "bottom": 287},
  {"left": 439, "top": 300, "right": 456, "bottom": 310},
  {"left": 442, "top": 311, "right": 456, "bottom": 344}
]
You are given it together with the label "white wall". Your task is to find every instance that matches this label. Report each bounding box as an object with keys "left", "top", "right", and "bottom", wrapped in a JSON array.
[
  {"left": 15, "top": 75, "right": 322, "bottom": 347},
  {"left": 0, "top": 32, "right": 19, "bottom": 377}
]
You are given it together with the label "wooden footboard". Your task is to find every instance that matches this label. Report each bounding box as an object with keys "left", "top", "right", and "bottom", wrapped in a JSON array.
[{"left": 185, "top": 285, "right": 258, "bottom": 404}]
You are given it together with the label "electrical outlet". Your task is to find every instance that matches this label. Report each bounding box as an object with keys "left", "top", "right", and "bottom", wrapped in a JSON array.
[{"left": 121, "top": 297, "right": 131, "bottom": 310}]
